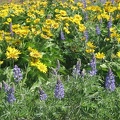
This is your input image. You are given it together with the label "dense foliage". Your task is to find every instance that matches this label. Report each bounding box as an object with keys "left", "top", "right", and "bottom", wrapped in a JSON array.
[{"left": 0, "top": 0, "right": 120, "bottom": 119}]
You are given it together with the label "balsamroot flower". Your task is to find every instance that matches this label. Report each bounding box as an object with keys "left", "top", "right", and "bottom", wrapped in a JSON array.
[
  {"left": 6, "top": 46, "right": 21, "bottom": 60},
  {"left": 105, "top": 68, "right": 116, "bottom": 91},
  {"left": 60, "top": 30, "right": 65, "bottom": 40},
  {"left": 89, "top": 55, "right": 97, "bottom": 76},
  {"left": 39, "top": 88, "right": 47, "bottom": 101},
  {"left": 13, "top": 65, "right": 23, "bottom": 83},
  {"left": 54, "top": 77, "right": 64, "bottom": 99},
  {"left": 7, "top": 85, "right": 16, "bottom": 103}
]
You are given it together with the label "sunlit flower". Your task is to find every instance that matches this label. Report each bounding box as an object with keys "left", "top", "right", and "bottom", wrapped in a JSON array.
[
  {"left": 59, "top": 10, "right": 67, "bottom": 16},
  {"left": 86, "top": 49, "right": 95, "bottom": 53},
  {"left": 6, "top": 46, "right": 21, "bottom": 60},
  {"left": 7, "top": 18, "right": 12, "bottom": 23},
  {"left": 0, "top": 61, "right": 3, "bottom": 65},
  {"left": 95, "top": 52, "right": 105, "bottom": 59},
  {"left": 28, "top": 47, "right": 42, "bottom": 59},
  {"left": 86, "top": 42, "right": 96, "bottom": 48},
  {"left": 116, "top": 51, "right": 120, "bottom": 58},
  {"left": 30, "top": 60, "right": 47, "bottom": 73}
]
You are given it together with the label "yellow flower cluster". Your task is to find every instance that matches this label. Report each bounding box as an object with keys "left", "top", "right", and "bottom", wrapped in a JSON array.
[
  {"left": 30, "top": 59, "right": 47, "bottom": 73},
  {"left": 28, "top": 47, "right": 47, "bottom": 73},
  {"left": 6, "top": 46, "right": 21, "bottom": 60}
]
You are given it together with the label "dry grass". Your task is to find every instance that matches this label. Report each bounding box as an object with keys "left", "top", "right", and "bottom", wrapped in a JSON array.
[{"left": 0, "top": 0, "right": 23, "bottom": 5}]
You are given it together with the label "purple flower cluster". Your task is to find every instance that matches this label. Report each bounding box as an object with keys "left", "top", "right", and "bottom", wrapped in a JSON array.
[
  {"left": 89, "top": 55, "right": 97, "bottom": 76},
  {"left": 82, "top": 0, "right": 86, "bottom": 8},
  {"left": 96, "top": 25, "right": 101, "bottom": 35},
  {"left": 111, "top": 0, "right": 114, "bottom": 4},
  {"left": 105, "top": 68, "right": 116, "bottom": 91},
  {"left": 60, "top": 30, "right": 65, "bottom": 40},
  {"left": 13, "top": 65, "right": 23, "bottom": 83},
  {"left": 7, "top": 86, "right": 16, "bottom": 103},
  {"left": 39, "top": 88, "right": 47, "bottom": 101},
  {"left": 84, "top": 30, "right": 89, "bottom": 42},
  {"left": 2, "top": 81, "right": 10, "bottom": 92},
  {"left": 72, "top": 59, "right": 81, "bottom": 78},
  {"left": 3, "top": 81, "right": 16, "bottom": 103},
  {"left": 54, "top": 78, "right": 64, "bottom": 99},
  {"left": 107, "top": 18, "right": 112, "bottom": 37}
]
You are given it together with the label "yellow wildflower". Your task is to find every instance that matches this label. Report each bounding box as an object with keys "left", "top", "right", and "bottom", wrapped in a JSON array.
[
  {"left": 28, "top": 47, "right": 42, "bottom": 59},
  {"left": 30, "top": 60, "right": 47, "bottom": 73},
  {"left": 117, "top": 38, "right": 120, "bottom": 43},
  {"left": 59, "top": 10, "right": 67, "bottom": 16},
  {"left": 116, "top": 51, "right": 120, "bottom": 58},
  {"left": 86, "top": 49, "right": 95, "bottom": 53},
  {"left": 86, "top": 42, "right": 96, "bottom": 48},
  {"left": 79, "top": 24, "right": 86, "bottom": 32},
  {"left": 6, "top": 46, "right": 21, "bottom": 60},
  {"left": 0, "top": 61, "right": 3, "bottom": 65},
  {"left": 7, "top": 18, "right": 12, "bottom": 23},
  {"left": 63, "top": 27, "right": 70, "bottom": 34},
  {"left": 37, "top": 62, "right": 47, "bottom": 73},
  {"left": 95, "top": 52, "right": 105, "bottom": 59},
  {"left": 34, "top": 18, "right": 40, "bottom": 24},
  {"left": 52, "top": 22, "right": 59, "bottom": 29}
]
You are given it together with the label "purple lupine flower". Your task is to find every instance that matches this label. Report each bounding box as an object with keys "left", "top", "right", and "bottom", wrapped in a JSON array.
[
  {"left": 60, "top": 30, "right": 65, "bottom": 40},
  {"left": 105, "top": 68, "right": 116, "bottom": 91},
  {"left": 100, "top": 0, "right": 106, "bottom": 4},
  {"left": 54, "top": 77, "right": 64, "bottom": 99},
  {"left": 111, "top": 0, "right": 114, "bottom": 4},
  {"left": 7, "top": 85, "right": 16, "bottom": 103},
  {"left": 39, "top": 88, "right": 47, "bottom": 101},
  {"left": 2, "top": 81, "right": 10, "bottom": 92},
  {"left": 84, "top": 30, "right": 89, "bottom": 42},
  {"left": 72, "top": 59, "right": 81, "bottom": 78},
  {"left": 82, "top": 0, "right": 86, "bottom": 8},
  {"left": 89, "top": 55, "right": 97, "bottom": 76},
  {"left": 107, "top": 18, "right": 112, "bottom": 37},
  {"left": 96, "top": 25, "right": 101, "bottom": 35},
  {"left": 84, "top": 12, "right": 88, "bottom": 21},
  {"left": 13, "top": 65, "right": 23, "bottom": 83}
]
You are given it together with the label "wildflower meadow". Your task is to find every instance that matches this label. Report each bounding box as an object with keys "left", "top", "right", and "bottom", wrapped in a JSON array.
[{"left": 0, "top": 0, "right": 120, "bottom": 119}]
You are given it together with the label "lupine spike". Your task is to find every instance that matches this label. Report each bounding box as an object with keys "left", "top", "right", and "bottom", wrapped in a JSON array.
[
  {"left": 84, "top": 30, "right": 89, "bottom": 42},
  {"left": 7, "top": 84, "right": 16, "bottom": 103},
  {"left": 107, "top": 17, "right": 112, "bottom": 37},
  {"left": 72, "top": 59, "right": 81, "bottom": 78},
  {"left": 105, "top": 68, "right": 116, "bottom": 91},
  {"left": 82, "top": 0, "right": 86, "bottom": 8},
  {"left": 54, "top": 76, "right": 64, "bottom": 99},
  {"left": 2, "top": 81, "right": 10, "bottom": 92},
  {"left": 96, "top": 25, "right": 101, "bottom": 35},
  {"left": 39, "top": 87, "right": 47, "bottom": 101},
  {"left": 60, "top": 30, "right": 65, "bottom": 40},
  {"left": 89, "top": 55, "right": 97, "bottom": 76},
  {"left": 13, "top": 65, "right": 23, "bottom": 83}
]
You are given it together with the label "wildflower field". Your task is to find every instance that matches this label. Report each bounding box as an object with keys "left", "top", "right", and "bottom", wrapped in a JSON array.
[{"left": 0, "top": 0, "right": 120, "bottom": 119}]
